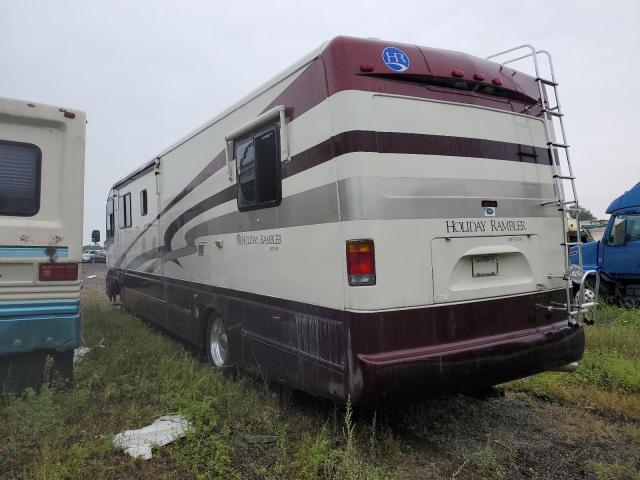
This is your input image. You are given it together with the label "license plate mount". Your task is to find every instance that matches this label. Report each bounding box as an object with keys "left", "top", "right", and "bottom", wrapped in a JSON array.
[{"left": 472, "top": 255, "right": 498, "bottom": 278}]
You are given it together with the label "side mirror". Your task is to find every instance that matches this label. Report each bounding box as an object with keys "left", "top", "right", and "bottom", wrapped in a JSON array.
[
  {"left": 91, "top": 229, "right": 101, "bottom": 243},
  {"left": 613, "top": 218, "right": 627, "bottom": 246}
]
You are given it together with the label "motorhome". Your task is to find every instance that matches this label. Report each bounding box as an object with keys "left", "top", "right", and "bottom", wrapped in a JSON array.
[
  {"left": 105, "top": 37, "right": 590, "bottom": 405},
  {"left": 0, "top": 97, "right": 85, "bottom": 391}
]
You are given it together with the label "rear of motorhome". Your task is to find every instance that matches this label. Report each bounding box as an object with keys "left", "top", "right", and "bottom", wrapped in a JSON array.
[
  {"left": 0, "top": 97, "right": 85, "bottom": 391},
  {"left": 106, "top": 37, "right": 586, "bottom": 405}
]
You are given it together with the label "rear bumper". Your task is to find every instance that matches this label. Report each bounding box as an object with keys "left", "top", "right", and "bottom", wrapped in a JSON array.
[
  {"left": 0, "top": 300, "right": 81, "bottom": 355},
  {"left": 353, "top": 321, "right": 584, "bottom": 405}
]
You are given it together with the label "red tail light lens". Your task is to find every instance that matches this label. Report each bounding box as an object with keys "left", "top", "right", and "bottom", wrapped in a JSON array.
[
  {"left": 346, "top": 240, "right": 376, "bottom": 286},
  {"left": 39, "top": 263, "right": 78, "bottom": 281}
]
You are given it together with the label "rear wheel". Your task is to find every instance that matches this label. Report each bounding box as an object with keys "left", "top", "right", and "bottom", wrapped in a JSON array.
[{"left": 206, "top": 316, "right": 230, "bottom": 368}]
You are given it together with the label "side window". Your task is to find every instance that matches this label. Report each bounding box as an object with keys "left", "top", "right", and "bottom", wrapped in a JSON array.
[
  {"left": 624, "top": 214, "right": 640, "bottom": 242},
  {"left": 106, "top": 198, "right": 114, "bottom": 238},
  {"left": 609, "top": 214, "right": 640, "bottom": 243},
  {"left": 140, "top": 189, "right": 148, "bottom": 216},
  {"left": 234, "top": 123, "right": 281, "bottom": 211},
  {"left": 0, "top": 140, "right": 41, "bottom": 216},
  {"left": 117, "top": 193, "right": 132, "bottom": 228}
]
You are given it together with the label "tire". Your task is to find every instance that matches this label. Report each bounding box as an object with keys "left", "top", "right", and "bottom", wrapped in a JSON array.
[{"left": 205, "top": 316, "right": 231, "bottom": 368}]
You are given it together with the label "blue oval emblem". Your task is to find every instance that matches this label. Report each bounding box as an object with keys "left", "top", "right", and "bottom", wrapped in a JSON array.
[{"left": 381, "top": 47, "right": 410, "bottom": 72}]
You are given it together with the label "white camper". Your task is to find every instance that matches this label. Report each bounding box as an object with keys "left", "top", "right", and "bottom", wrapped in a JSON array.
[
  {"left": 105, "top": 37, "right": 589, "bottom": 405},
  {"left": 0, "top": 97, "right": 85, "bottom": 390}
]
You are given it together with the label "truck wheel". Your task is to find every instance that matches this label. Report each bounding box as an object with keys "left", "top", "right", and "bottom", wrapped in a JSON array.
[
  {"left": 574, "top": 286, "right": 596, "bottom": 308},
  {"left": 206, "top": 316, "right": 231, "bottom": 369}
]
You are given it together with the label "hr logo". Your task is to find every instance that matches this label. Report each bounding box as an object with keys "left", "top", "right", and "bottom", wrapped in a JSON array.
[{"left": 381, "top": 47, "right": 410, "bottom": 72}]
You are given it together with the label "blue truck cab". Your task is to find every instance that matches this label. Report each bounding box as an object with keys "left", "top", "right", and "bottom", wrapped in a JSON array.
[{"left": 570, "top": 181, "right": 640, "bottom": 301}]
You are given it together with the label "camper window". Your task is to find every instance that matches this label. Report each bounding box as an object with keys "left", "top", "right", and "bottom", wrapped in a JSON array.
[
  {"left": 0, "top": 140, "right": 41, "bottom": 216},
  {"left": 117, "top": 193, "right": 132, "bottom": 228},
  {"left": 235, "top": 123, "right": 281, "bottom": 211},
  {"left": 106, "top": 198, "right": 115, "bottom": 238},
  {"left": 140, "top": 189, "right": 148, "bottom": 216}
]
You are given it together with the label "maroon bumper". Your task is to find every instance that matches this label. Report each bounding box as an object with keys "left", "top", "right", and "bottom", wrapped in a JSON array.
[{"left": 351, "top": 321, "right": 583, "bottom": 406}]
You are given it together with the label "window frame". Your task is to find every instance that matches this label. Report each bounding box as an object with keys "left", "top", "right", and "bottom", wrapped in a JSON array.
[
  {"left": 140, "top": 189, "right": 148, "bottom": 216},
  {"left": 609, "top": 213, "right": 640, "bottom": 244},
  {"left": 117, "top": 192, "right": 132, "bottom": 229},
  {"left": 106, "top": 197, "right": 115, "bottom": 238},
  {"left": 0, "top": 139, "right": 42, "bottom": 217},
  {"left": 234, "top": 121, "right": 282, "bottom": 212}
]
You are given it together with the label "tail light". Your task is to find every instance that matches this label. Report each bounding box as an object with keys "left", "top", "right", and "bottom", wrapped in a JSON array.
[
  {"left": 346, "top": 240, "right": 376, "bottom": 286},
  {"left": 39, "top": 263, "right": 78, "bottom": 281}
]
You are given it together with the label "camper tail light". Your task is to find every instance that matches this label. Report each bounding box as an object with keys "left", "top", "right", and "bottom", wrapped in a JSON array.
[
  {"left": 39, "top": 263, "right": 78, "bottom": 281},
  {"left": 346, "top": 240, "right": 376, "bottom": 286}
]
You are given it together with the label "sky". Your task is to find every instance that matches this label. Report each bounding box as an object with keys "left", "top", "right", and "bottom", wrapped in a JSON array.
[{"left": 1, "top": 0, "right": 639, "bottom": 243}]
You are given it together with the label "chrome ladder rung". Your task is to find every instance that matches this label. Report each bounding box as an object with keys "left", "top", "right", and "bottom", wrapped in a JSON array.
[
  {"left": 578, "top": 302, "right": 598, "bottom": 309},
  {"left": 547, "top": 274, "right": 568, "bottom": 280},
  {"left": 536, "top": 77, "right": 558, "bottom": 86},
  {"left": 541, "top": 199, "right": 577, "bottom": 206}
]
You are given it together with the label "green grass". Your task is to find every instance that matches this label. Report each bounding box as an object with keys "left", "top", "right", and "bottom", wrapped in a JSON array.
[
  {"left": 0, "top": 305, "right": 393, "bottom": 479},
  {"left": 2, "top": 303, "right": 639, "bottom": 479},
  {"left": 509, "top": 304, "right": 640, "bottom": 419}
]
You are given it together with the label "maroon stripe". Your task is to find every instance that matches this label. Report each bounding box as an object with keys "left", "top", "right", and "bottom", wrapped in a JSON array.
[
  {"left": 125, "top": 130, "right": 551, "bottom": 270},
  {"left": 284, "top": 130, "right": 549, "bottom": 179},
  {"left": 377, "top": 132, "right": 549, "bottom": 164},
  {"left": 115, "top": 151, "right": 226, "bottom": 267},
  {"left": 163, "top": 185, "right": 236, "bottom": 250},
  {"left": 163, "top": 150, "right": 227, "bottom": 214},
  {"left": 262, "top": 58, "right": 328, "bottom": 123}
]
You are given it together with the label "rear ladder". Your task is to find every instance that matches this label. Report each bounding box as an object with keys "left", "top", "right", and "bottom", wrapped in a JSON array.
[{"left": 486, "top": 45, "right": 598, "bottom": 326}]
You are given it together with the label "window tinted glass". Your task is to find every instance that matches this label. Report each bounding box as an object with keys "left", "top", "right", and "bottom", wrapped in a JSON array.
[
  {"left": 140, "top": 189, "right": 148, "bottom": 216},
  {"left": 609, "top": 214, "right": 640, "bottom": 243},
  {"left": 117, "top": 193, "right": 132, "bottom": 228},
  {"left": 106, "top": 198, "right": 114, "bottom": 238},
  {"left": 623, "top": 214, "right": 640, "bottom": 242},
  {"left": 236, "top": 137, "right": 256, "bottom": 208},
  {"left": 235, "top": 123, "right": 281, "bottom": 211},
  {"left": 255, "top": 129, "right": 279, "bottom": 203},
  {"left": 0, "top": 141, "right": 41, "bottom": 216}
]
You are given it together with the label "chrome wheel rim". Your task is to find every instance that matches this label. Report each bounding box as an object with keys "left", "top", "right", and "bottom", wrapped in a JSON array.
[
  {"left": 575, "top": 288, "right": 596, "bottom": 322},
  {"left": 209, "top": 318, "right": 228, "bottom": 367},
  {"left": 575, "top": 287, "right": 596, "bottom": 306}
]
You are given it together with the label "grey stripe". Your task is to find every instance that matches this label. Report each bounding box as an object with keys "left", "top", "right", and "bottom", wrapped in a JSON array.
[
  {"left": 142, "top": 177, "right": 558, "bottom": 272},
  {"left": 339, "top": 177, "right": 557, "bottom": 222},
  {"left": 181, "top": 183, "right": 340, "bottom": 245}
]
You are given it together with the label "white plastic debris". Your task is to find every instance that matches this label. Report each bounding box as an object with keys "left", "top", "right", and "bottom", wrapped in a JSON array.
[
  {"left": 73, "top": 346, "right": 91, "bottom": 364},
  {"left": 113, "top": 415, "right": 191, "bottom": 460}
]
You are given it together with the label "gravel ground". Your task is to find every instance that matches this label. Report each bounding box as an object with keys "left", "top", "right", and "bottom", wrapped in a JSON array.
[{"left": 80, "top": 262, "right": 109, "bottom": 306}]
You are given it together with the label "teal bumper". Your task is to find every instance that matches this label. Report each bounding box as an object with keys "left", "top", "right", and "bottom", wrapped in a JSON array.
[{"left": 0, "top": 300, "right": 81, "bottom": 355}]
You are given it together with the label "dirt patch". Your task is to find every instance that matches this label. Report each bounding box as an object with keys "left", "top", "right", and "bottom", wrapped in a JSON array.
[
  {"left": 384, "top": 394, "right": 639, "bottom": 479},
  {"left": 80, "top": 263, "right": 109, "bottom": 307}
]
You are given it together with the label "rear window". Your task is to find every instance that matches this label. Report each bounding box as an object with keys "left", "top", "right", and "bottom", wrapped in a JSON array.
[
  {"left": 0, "top": 140, "right": 42, "bottom": 216},
  {"left": 363, "top": 73, "right": 537, "bottom": 104}
]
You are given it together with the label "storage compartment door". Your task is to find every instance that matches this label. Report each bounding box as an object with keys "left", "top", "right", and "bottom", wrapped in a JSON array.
[{"left": 431, "top": 235, "right": 541, "bottom": 303}]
